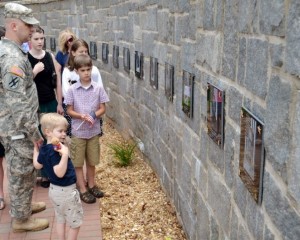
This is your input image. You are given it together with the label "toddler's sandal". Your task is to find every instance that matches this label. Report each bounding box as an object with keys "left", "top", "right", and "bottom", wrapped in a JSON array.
[
  {"left": 88, "top": 186, "right": 104, "bottom": 198},
  {"left": 80, "top": 191, "right": 96, "bottom": 204}
]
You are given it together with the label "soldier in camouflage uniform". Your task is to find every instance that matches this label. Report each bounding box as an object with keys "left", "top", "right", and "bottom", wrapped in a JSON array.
[{"left": 0, "top": 2, "right": 49, "bottom": 232}]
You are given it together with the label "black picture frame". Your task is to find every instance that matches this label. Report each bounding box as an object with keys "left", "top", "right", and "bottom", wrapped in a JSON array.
[
  {"left": 182, "top": 70, "right": 194, "bottom": 118},
  {"left": 102, "top": 43, "right": 109, "bottom": 64},
  {"left": 123, "top": 47, "right": 130, "bottom": 73},
  {"left": 239, "top": 107, "right": 265, "bottom": 205},
  {"left": 150, "top": 57, "right": 158, "bottom": 89},
  {"left": 90, "top": 41, "right": 97, "bottom": 60},
  {"left": 135, "top": 51, "right": 144, "bottom": 79},
  {"left": 50, "top": 37, "right": 56, "bottom": 52},
  {"left": 113, "top": 45, "right": 119, "bottom": 68},
  {"left": 165, "top": 63, "right": 174, "bottom": 102},
  {"left": 207, "top": 83, "right": 225, "bottom": 148}
]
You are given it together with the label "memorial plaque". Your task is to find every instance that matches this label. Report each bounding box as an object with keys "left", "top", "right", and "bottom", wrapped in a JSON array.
[
  {"left": 50, "top": 37, "right": 56, "bottom": 52},
  {"left": 113, "top": 45, "right": 119, "bottom": 68},
  {"left": 150, "top": 57, "right": 158, "bottom": 89},
  {"left": 239, "top": 107, "right": 265, "bottom": 204},
  {"left": 90, "top": 41, "right": 97, "bottom": 60},
  {"left": 102, "top": 43, "right": 109, "bottom": 64},
  {"left": 182, "top": 70, "right": 194, "bottom": 118},
  {"left": 165, "top": 63, "right": 174, "bottom": 102},
  {"left": 135, "top": 51, "right": 144, "bottom": 79},
  {"left": 207, "top": 83, "right": 225, "bottom": 148},
  {"left": 123, "top": 47, "right": 130, "bottom": 73}
]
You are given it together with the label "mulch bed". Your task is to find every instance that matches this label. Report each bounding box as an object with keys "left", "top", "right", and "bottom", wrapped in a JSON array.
[{"left": 96, "top": 120, "right": 187, "bottom": 240}]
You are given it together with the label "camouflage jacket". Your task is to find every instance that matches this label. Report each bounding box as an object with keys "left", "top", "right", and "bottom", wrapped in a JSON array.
[{"left": 0, "top": 39, "right": 41, "bottom": 141}]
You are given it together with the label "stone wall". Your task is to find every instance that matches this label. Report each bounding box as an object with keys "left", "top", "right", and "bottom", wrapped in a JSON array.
[{"left": 1, "top": 0, "right": 300, "bottom": 239}]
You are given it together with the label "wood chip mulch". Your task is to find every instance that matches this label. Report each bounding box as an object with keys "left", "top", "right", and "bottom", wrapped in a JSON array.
[{"left": 96, "top": 120, "right": 187, "bottom": 240}]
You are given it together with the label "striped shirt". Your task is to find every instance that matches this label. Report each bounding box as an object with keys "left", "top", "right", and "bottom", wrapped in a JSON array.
[{"left": 64, "top": 81, "right": 109, "bottom": 139}]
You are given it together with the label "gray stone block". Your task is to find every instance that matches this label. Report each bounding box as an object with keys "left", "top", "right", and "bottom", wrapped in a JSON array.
[
  {"left": 259, "top": 0, "right": 285, "bottom": 36},
  {"left": 237, "top": 0, "right": 255, "bottom": 33},
  {"left": 285, "top": 1, "right": 300, "bottom": 76},
  {"left": 244, "top": 38, "right": 268, "bottom": 99},
  {"left": 207, "top": 168, "right": 231, "bottom": 233},
  {"left": 196, "top": 33, "right": 222, "bottom": 73},
  {"left": 264, "top": 172, "right": 300, "bottom": 240},
  {"left": 270, "top": 43, "right": 283, "bottom": 68},
  {"left": 288, "top": 91, "right": 300, "bottom": 202},
  {"left": 222, "top": 0, "right": 238, "bottom": 80},
  {"left": 265, "top": 75, "right": 292, "bottom": 182}
]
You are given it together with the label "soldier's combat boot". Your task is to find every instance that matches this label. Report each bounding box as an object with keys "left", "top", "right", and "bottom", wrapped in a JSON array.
[
  {"left": 12, "top": 217, "right": 49, "bottom": 232},
  {"left": 31, "top": 202, "right": 46, "bottom": 214}
]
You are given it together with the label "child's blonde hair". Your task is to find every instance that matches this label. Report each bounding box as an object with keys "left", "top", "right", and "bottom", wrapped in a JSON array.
[{"left": 40, "top": 113, "right": 68, "bottom": 133}]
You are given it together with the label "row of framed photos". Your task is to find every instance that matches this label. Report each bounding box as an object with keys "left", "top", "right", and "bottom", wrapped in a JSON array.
[{"left": 49, "top": 38, "right": 264, "bottom": 205}]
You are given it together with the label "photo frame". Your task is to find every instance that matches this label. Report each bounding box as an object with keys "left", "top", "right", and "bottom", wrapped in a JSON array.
[
  {"left": 239, "top": 107, "right": 265, "bottom": 205},
  {"left": 150, "top": 57, "right": 158, "bottom": 89},
  {"left": 113, "top": 45, "right": 119, "bottom": 68},
  {"left": 90, "top": 41, "right": 97, "bottom": 60},
  {"left": 123, "top": 47, "right": 130, "bottom": 73},
  {"left": 182, "top": 70, "right": 194, "bottom": 118},
  {"left": 50, "top": 37, "right": 56, "bottom": 52},
  {"left": 135, "top": 51, "right": 144, "bottom": 79},
  {"left": 165, "top": 63, "right": 174, "bottom": 102},
  {"left": 207, "top": 83, "right": 225, "bottom": 148},
  {"left": 102, "top": 43, "right": 109, "bottom": 64}
]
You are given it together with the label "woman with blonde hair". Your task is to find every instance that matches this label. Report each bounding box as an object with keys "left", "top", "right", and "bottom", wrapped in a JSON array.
[{"left": 55, "top": 28, "right": 76, "bottom": 74}]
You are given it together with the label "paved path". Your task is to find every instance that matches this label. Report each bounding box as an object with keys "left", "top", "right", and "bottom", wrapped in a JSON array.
[{"left": 0, "top": 170, "right": 103, "bottom": 240}]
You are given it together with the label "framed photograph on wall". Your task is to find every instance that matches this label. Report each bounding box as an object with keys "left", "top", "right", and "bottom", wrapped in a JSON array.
[
  {"left": 239, "top": 107, "right": 265, "bottom": 205},
  {"left": 90, "top": 41, "right": 97, "bottom": 60},
  {"left": 207, "top": 83, "right": 225, "bottom": 148},
  {"left": 102, "top": 43, "right": 109, "bottom": 64},
  {"left": 150, "top": 57, "right": 158, "bottom": 89},
  {"left": 113, "top": 45, "right": 119, "bottom": 68},
  {"left": 123, "top": 47, "right": 130, "bottom": 73},
  {"left": 165, "top": 63, "right": 174, "bottom": 102},
  {"left": 50, "top": 37, "right": 56, "bottom": 52},
  {"left": 135, "top": 51, "right": 144, "bottom": 79},
  {"left": 182, "top": 70, "right": 194, "bottom": 118}
]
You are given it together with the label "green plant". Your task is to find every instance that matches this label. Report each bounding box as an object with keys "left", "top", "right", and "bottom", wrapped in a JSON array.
[{"left": 107, "top": 140, "right": 137, "bottom": 167}]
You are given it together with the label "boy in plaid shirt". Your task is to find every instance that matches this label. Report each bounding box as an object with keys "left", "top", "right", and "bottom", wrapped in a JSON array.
[{"left": 64, "top": 55, "right": 109, "bottom": 203}]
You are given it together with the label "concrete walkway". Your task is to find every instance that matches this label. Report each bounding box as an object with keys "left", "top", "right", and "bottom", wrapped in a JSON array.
[{"left": 0, "top": 172, "right": 103, "bottom": 240}]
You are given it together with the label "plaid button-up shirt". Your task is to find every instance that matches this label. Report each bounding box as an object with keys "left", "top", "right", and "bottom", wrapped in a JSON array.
[{"left": 64, "top": 81, "right": 109, "bottom": 139}]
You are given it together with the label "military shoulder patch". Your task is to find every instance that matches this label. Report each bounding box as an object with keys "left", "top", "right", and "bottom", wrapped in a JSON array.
[{"left": 9, "top": 66, "right": 25, "bottom": 78}]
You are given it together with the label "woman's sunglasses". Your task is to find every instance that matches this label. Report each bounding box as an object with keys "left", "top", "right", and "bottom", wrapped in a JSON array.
[{"left": 67, "top": 37, "right": 73, "bottom": 43}]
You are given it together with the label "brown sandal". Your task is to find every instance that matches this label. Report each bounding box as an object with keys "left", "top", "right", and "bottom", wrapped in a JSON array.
[
  {"left": 88, "top": 186, "right": 104, "bottom": 198},
  {"left": 80, "top": 191, "right": 96, "bottom": 204}
]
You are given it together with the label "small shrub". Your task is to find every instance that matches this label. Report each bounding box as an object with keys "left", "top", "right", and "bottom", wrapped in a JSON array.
[{"left": 107, "top": 140, "right": 137, "bottom": 167}]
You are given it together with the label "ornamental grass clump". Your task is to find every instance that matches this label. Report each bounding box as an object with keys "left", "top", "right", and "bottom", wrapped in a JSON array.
[{"left": 107, "top": 140, "right": 137, "bottom": 167}]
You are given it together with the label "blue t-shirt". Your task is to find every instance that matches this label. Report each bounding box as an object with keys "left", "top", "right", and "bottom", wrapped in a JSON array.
[
  {"left": 55, "top": 51, "right": 69, "bottom": 74},
  {"left": 37, "top": 144, "right": 76, "bottom": 186}
]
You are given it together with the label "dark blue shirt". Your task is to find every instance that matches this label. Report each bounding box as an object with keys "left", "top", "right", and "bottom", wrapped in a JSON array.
[
  {"left": 37, "top": 144, "right": 76, "bottom": 186},
  {"left": 55, "top": 51, "right": 69, "bottom": 74}
]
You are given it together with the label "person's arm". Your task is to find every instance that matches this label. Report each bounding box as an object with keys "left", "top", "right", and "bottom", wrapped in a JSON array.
[
  {"left": 62, "top": 68, "right": 71, "bottom": 98},
  {"left": 53, "top": 143, "right": 69, "bottom": 178},
  {"left": 2, "top": 58, "right": 42, "bottom": 141},
  {"left": 94, "top": 103, "right": 106, "bottom": 118},
  {"left": 32, "top": 61, "right": 44, "bottom": 79},
  {"left": 51, "top": 53, "right": 63, "bottom": 115},
  {"left": 33, "top": 142, "right": 43, "bottom": 170}
]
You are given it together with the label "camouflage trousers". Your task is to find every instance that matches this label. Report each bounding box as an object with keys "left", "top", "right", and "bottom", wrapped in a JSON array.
[{"left": 1, "top": 136, "right": 36, "bottom": 220}]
